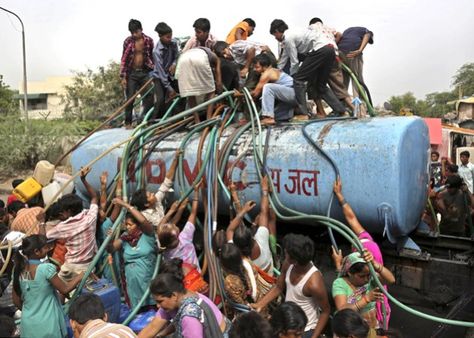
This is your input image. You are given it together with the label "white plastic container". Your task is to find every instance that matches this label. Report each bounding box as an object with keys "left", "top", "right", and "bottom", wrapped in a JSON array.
[
  {"left": 53, "top": 172, "right": 74, "bottom": 195},
  {"left": 42, "top": 181, "right": 62, "bottom": 205},
  {"left": 33, "top": 161, "right": 55, "bottom": 186}
]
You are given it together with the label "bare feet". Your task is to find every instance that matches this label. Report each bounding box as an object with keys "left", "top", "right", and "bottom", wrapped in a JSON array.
[
  {"left": 124, "top": 123, "right": 133, "bottom": 130},
  {"left": 260, "top": 117, "right": 275, "bottom": 125}
]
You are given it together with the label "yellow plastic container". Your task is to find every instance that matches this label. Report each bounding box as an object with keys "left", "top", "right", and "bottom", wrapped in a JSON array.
[
  {"left": 13, "top": 177, "right": 42, "bottom": 203},
  {"left": 33, "top": 160, "right": 55, "bottom": 186}
]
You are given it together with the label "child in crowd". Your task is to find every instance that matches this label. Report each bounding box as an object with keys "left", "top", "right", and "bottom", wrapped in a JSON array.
[
  {"left": 107, "top": 198, "right": 157, "bottom": 309},
  {"left": 252, "top": 234, "right": 331, "bottom": 338},
  {"left": 7, "top": 179, "right": 23, "bottom": 206},
  {"left": 227, "top": 176, "right": 275, "bottom": 276},
  {"left": 270, "top": 301, "right": 308, "bottom": 338},
  {"left": 220, "top": 243, "right": 257, "bottom": 318},
  {"left": 229, "top": 311, "right": 272, "bottom": 338},
  {"left": 131, "top": 149, "right": 180, "bottom": 228},
  {"left": 157, "top": 186, "right": 200, "bottom": 270},
  {"left": 159, "top": 258, "right": 209, "bottom": 295},
  {"left": 12, "top": 235, "right": 84, "bottom": 338},
  {"left": 44, "top": 167, "right": 98, "bottom": 282}
]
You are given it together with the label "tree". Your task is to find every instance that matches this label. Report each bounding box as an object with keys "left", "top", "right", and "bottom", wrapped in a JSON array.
[
  {"left": 62, "top": 61, "right": 123, "bottom": 120},
  {"left": 452, "top": 62, "right": 474, "bottom": 97},
  {"left": 0, "top": 75, "right": 20, "bottom": 116},
  {"left": 388, "top": 92, "right": 417, "bottom": 114},
  {"left": 424, "top": 91, "right": 457, "bottom": 117}
]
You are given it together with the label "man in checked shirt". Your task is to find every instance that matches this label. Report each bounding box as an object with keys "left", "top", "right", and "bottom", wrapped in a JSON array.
[{"left": 120, "top": 19, "right": 155, "bottom": 129}]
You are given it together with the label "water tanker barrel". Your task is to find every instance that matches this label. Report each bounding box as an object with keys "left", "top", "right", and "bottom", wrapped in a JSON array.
[{"left": 71, "top": 116, "right": 429, "bottom": 241}]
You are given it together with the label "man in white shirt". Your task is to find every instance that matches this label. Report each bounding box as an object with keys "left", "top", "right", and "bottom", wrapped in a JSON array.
[
  {"left": 269, "top": 19, "right": 345, "bottom": 117},
  {"left": 458, "top": 150, "right": 474, "bottom": 193}
]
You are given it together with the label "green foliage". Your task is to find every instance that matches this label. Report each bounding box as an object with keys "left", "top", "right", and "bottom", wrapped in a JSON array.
[
  {"left": 452, "top": 62, "right": 474, "bottom": 97},
  {"left": 0, "top": 117, "right": 100, "bottom": 174},
  {"left": 387, "top": 62, "right": 474, "bottom": 117},
  {"left": 424, "top": 91, "right": 457, "bottom": 117},
  {"left": 388, "top": 91, "right": 457, "bottom": 117},
  {"left": 0, "top": 75, "right": 20, "bottom": 116},
  {"left": 62, "top": 61, "right": 123, "bottom": 120}
]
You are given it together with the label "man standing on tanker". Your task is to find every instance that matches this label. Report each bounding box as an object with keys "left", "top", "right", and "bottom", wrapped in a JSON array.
[{"left": 120, "top": 19, "right": 155, "bottom": 129}]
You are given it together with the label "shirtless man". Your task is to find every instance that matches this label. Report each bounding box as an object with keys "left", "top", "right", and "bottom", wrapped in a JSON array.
[
  {"left": 251, "top": 53, "right": 296, "bottom": 124},
  {"left": 120, "top": 19, "right": 155, "bottom": 128}
]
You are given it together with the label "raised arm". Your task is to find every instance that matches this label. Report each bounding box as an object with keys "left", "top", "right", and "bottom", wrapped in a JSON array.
[
  {"left": 257, "top": 176, "right": 270, "bottom": 229},
  {"left": 226, "top": 200, "right": 256, "bottom": 241},
  {"left": 112, "top": 198, "right": 154, "bottom": 236},
  {"left": 158, "top": 200, "right": 180, "bottom": 227},
  {"left": 188, "top": 187, "right": 200, "bottom": 225},
  {"left": 333, "top": 178, "right": 364, "bottom": 235},
  {"left": 229, "top": 183, "right": 243, "bottom": 213},
  {"left": 166, "top": 149, "right": 181, "bottom": 181},
  {"left": 171, "top": 198, "right": 189, "bottom": 225},
  {"left": 80, "top": 167, "right": 98, "bottom": 205},
  {"left": 362, "top": 250, "right": 395, "bottom": 285}
]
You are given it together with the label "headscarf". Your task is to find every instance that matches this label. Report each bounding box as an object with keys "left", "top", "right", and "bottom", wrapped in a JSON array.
[
  {"left": 339, "top": 252, "right": 366, "bottom": 277},
  {"left": 120, "top": 228, "right": 143, "bottom": 247}
]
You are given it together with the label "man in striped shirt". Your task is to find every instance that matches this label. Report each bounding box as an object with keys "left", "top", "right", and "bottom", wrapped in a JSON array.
[
  {"left": 44, "top": 167, "right": 98, "bottom": 281},
  {"left": 69, "top": 294, "right": 137, "bottom": 338}
]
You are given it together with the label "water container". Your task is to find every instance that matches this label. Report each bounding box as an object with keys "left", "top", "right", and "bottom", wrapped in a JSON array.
[
  {"left": 71, "top": 117, "right": 430, "bottom": 240},
  {"left": 33, "top": 160, "right": 55, "bottom": 186},
  {"left": 54, "top": 172, "right": 74, "bottom": 195},
  {"left": 42, "top": 181, "right": 62, "bottom": 205},
  {"left": 81, "top": 279, "right": 121, "bottom": 323},
  {"left": 119, "top": 303, "right": 131, "bottom": 323},
  {"left": 12, "top": 177, "right": 42, "bottom": 203},
  {"left": 128, "top": 309, "right": 156, "bottom": 333}
]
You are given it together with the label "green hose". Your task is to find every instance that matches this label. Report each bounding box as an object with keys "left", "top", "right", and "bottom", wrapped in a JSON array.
[{"left": 241, "top": 91, "right": 474, "bottom": 328}]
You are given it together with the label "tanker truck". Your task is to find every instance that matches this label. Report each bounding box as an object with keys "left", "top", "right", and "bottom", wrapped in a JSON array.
[{"left": 71, "top": 115, "right": 474, "bottom": 336}]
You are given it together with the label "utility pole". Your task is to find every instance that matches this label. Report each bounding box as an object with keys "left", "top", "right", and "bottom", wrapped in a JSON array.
[{"left": 0, "top": 6, "right": 28, "bottom": 123}]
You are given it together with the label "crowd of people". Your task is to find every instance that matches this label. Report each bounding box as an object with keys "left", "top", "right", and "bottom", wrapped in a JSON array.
[
  {"left": 0, "top": 16, "right": 401, "bottom": 338},
  {"left": 427, "top": 150, "right": 474, "bottom": 237},
  {"left": 120, "top": 17, "right": 373, "bottom": 127},
  {"left": 0, "top": 148, "right": 399, "bottom": 338}
]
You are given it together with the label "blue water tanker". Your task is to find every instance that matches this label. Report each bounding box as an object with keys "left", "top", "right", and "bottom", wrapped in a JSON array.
[{"left": 71, "top": 116, "right": 429, "bottom": 242}]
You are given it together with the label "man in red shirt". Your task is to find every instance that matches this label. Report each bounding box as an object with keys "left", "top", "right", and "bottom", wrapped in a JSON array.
[{"left": 120, "top": 19, "right": 155, "bottom": 128}]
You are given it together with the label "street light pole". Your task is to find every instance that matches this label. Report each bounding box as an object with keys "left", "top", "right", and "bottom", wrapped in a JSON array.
[{"left": 0, "top": 6, "right": 28, "bottom": 122}]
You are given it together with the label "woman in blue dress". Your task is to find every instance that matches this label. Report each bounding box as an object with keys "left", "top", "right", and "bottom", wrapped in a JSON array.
[
  {"left": 108, "top": 198, "right": 157, "bottom": 309},
  {"left": 12, "top": 235, "right": 84, "bottom": 338}
]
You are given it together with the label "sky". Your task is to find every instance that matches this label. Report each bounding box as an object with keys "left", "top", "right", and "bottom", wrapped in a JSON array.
[{"left": 1, "top": 0, "right": 473, "bottom": 105}]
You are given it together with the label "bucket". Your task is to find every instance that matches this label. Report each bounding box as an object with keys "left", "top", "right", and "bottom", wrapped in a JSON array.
[
  {"left": 33, "top": 161, "right": 55, "bottom": 186},
  {"left": 54, "top": 172, "right": 74, "bottom": 195},
  {"left": 42, "top": 181, "right": 62, "bottom": 206},
  {"left": 12, "top": 177, "right": 42, "bottom": 203}
]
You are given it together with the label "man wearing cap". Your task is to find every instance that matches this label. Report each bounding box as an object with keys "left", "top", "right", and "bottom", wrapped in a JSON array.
[
  {"left": 337, "top": 27, "right": 374, "bottom": 98},
  {"left": 436, "top": 175, "right": 471, "bottom": 236}
]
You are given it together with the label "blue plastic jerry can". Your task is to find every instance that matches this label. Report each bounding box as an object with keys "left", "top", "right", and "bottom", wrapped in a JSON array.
[
  {"left": 81, "top": 279, "right": 121, "bottom": 323},
  {"left": 128, "top": 309, "right": 157, "bottom": 333}
]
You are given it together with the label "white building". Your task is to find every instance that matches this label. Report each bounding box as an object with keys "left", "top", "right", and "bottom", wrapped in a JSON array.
[{"left": 16, "top": 76, "right": 73, "bottom": 119}]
